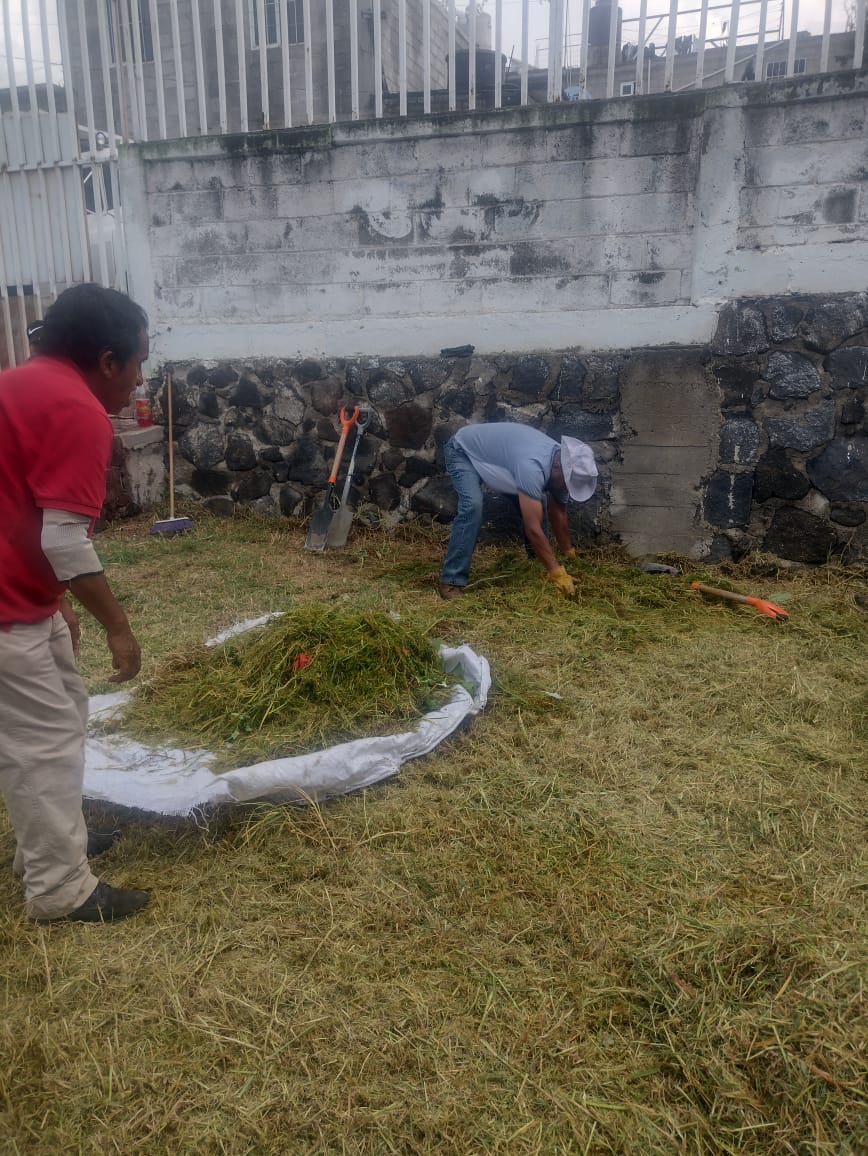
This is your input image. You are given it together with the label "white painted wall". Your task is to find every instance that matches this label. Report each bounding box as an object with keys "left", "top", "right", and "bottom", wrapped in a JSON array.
[{"left": 120, "top": 72, "right": 868, "bottom": 363}]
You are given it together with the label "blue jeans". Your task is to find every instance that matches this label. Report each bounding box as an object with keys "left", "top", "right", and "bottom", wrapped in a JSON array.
[{"left": 440, "top": 438, "right": 484, "bottom": 587}]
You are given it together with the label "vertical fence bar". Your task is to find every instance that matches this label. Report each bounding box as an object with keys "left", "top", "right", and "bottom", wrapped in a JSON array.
[
  {"left": 2, "top": 0, "right": 27, "bottom": 164},
  {"left": 279, "top": 0, "right": 292, "bottom": 126},
  {"left": 18, "top": 169, "right": 45, "bottom": 318},
  {"left": 325, "top": 0, "right": 336, "bottom": 122},
  {"left": 350, "top": 0, "right": 360, "bottom": 119},
  {"left": 724, "top": 0, "right": 740, "bottom": 82},
  {"left": 148, "top": 0, "right": 167, "bottom": 138},
  {"left": 303, "top": 0, "right": 313, "bottom": 123},
  {"left": 91, "top": 164, "right": 111, "bottom": 286},
  {"left": 818, "top": 0, "right": 831, "bottom": 73},
  {"left": 76, "top": 0, "right": 98, "bottom": 154},
  {"left": 118, "top": 0, "right": 142, "bottom": 139},
  {"left": 213, "top": 0, "right": 228, "bottom": 132},
  {"left": 373, "top": 0, "right": 383, "bottom": 117},
  {"left": 0, "top": 226, "right": 17, "bottom": 366},
  {"left": 754, "top": 0, "right": 768, "bottom": 81},
  {"left": 256, "top": 0, "right": 270, "bottom": 127},
  {"left": 54, "top": 168, "right": 75, "bottom": 287},
  {"left": 635, "top": 0, "right": 648, "bottom": 93},
  {"left": 447, "top": 0, "right": 456, "bottom": 110},
  {"left": 694, "top": 0, "right": 709, "bottom": 88},
  {"left": 190, "top": 0, "right": 208, "bottom": 133},
  {"left": 168, "top": 0, "right": 188, "bottom": 136},
  {"left": 107, "top": 162, "right": 128, "bottom": 290},
  {"left": 606, "top": 0, "right": 617, "bottom": 97},
  {"left": 423, "top": 0, "right": 431, "bottom": 114},
  {"left": 95, "top": 0, "right": 118, "bottom": 147},
  {"left": 663, "top": 0, "right": 678, "bottom": 90},
  {"left": 71, "top": 162, "right": 93, "bottom": 283},
  {"left": 520, "top": 0, "right": 529, "bottom": 105},
  {"left": 855, "top": 0, "right": 866, "bottom": 69},
  {"left": 552, "top": 0, "right": 566, "bottom": 100},
  {"left": 468, "top": 0, "right": 476, "bottom": 109},
  {"left": 233, "top": 0, "right": 248, "bottom": 132},
  {"left": 21, "top": 0, "right": 44, "bottom": 164},
  {"left": 35, "top": 168, "right": 58, "bottom": 301},
  {"left": 398, "top": 0, "right": 407, "bottom": 116},
  {"left": 130, "top": 0, "right": 149, "bottom": 139},
  {"left": 786, "top": 0, "right": 799, "bottom": 76},
  {"left": 37, "top": 0, "right": 62, "bottom": 161},
  {"left": 57, "top": 0, "right": 80, "bottom": 153},
  {"left": 494, "top": 0, "right": 502, "bottom": 108},
  {"left": 580, "top": 0, "right": 590, "bottom": 96},
  {"left": 1, "top": 173, "right": 33, "bottom": 345}
]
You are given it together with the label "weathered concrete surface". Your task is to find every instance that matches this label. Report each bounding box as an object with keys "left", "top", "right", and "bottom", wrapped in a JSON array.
[
  {"left": 121, "top": 73, "right": 868, "bottom": 362},
  {"left": 610, "top": 353, "right": 719, "bottom": 558}
]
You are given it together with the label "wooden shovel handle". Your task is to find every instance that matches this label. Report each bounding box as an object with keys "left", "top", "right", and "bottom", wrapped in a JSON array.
[
  {"left": 326, "top": 406, "right": 359, "bottom": 484},
  {"left": 692, "top": 582, "right": 789, "bottom": 621}
]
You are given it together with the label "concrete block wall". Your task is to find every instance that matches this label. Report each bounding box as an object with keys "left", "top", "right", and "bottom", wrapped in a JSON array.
[{"left": 121, "top": 72, "right": 868, "bottom": 364}]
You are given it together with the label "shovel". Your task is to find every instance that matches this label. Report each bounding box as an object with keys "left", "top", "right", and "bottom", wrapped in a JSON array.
[
  {"left": 326, "top": 409, "right": 370, "bottom": 549},
  {"left": 304, "top": 405, "right": 359, "bottom": 552},
  {"left": 691, "top": 582, "right": 789, "bottom": 621}
]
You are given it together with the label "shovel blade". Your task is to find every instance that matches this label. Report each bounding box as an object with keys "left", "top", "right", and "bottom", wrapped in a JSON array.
[
  {"left": 325, "top": 504, "right": 353, "bottom": 549},
  {"left": 304, "top": 505, "right": 333, "bottom": 552}
]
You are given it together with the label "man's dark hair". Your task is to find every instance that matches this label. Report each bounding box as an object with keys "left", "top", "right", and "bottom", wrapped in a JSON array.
[{"left": 38, "top": 284, "right": 148, "bottom": 370}]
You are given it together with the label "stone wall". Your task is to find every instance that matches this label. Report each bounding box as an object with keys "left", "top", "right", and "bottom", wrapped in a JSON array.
[{"left": 146, "top": 292, "right": 867, "bottom": 564}]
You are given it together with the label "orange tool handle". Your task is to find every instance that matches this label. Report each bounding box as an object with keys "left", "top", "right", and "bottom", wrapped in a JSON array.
[
  {"left": 326, "top": 406, "right": 360, "bottom": 484},
  {"left": 691, "top": 582, "right": 789, "bottom": 621}
]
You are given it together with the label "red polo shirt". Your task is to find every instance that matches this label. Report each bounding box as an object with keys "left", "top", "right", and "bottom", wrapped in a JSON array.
[{"left": 0, "top": 356, "right": 113, "bottom": 627}]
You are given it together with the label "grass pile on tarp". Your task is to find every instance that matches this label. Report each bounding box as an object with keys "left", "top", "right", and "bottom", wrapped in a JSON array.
[{"left": 120, "top": 603, "right": 446, "bottom": 765}]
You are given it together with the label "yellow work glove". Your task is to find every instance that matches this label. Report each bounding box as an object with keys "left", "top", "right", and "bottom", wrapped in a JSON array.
[
  {"left": 547, "top": 565, "right": 576, "bottom": 597},
  {"left": 562, "top": 547, "right": 577, "bottom": 558}
]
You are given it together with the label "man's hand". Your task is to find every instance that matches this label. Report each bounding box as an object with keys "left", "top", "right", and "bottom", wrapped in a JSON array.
[
  {"left": 106, "top": 625, "right": 142, "bottom": 683},
  {"left": 58, "top": 595, "right": 81, "bottom": 658},
  {"left": 547, "top": 565, "right": 576, "bottom": 597}
]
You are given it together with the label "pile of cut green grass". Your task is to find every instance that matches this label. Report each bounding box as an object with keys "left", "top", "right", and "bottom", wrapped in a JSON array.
[{"left": 120, "top": 603, "right": 446, "bottom": 765}]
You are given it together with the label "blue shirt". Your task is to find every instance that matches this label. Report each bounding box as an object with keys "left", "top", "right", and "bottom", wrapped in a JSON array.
[{"left": 453, "top": 423, "right": 562, "bottom": 502}]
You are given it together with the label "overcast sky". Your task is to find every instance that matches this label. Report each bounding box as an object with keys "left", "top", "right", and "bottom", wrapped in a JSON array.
[{"left": 0, "top": 1, "right": 854, "bottom": 88}]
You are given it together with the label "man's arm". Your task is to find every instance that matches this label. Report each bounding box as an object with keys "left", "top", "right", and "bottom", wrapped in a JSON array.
[
  {"left": 41, "top": 508, "right": 141, "bottom": 683},
  {"left": 547, "top": 498, "right": 573, "bottom": 554},
  {"left": 68, "top": 572, "right": 141, "bottom": 683},
  {"left": 518, "top": 493, "right": 559, "bottom": 571}
]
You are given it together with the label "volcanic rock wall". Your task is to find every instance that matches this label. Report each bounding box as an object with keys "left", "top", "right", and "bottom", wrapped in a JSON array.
[{"left": 146, "top": 292, "right": 867, "bottom": 564}]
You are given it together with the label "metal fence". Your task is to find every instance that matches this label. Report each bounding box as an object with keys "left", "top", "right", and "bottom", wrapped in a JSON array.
[{"left": 0, "top": 0, "right": 864, "bottom": 367}]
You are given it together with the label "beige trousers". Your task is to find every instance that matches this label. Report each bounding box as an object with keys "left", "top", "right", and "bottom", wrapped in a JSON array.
[{"left": 0, "top": 612, "right": 98, "bottom": 919}]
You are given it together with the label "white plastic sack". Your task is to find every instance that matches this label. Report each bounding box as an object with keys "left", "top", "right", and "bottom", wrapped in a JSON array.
[{"left": 83, "top": 641, "right": 490, "bottom": 817}]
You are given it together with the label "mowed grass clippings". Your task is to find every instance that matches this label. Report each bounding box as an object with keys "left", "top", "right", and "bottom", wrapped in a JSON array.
[
  {"left": 120, "top": 604, "right": 447, "bottom": 767},
  {"left": 0, "top": 510, "right": 865, "bottom": 1154}
]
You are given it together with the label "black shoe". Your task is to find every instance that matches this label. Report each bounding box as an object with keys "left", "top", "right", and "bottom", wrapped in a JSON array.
[
  {"left": 30, "top": 881, "right": 150, "bottom": 925},
  {"left": 87, "top": 830, "right": 120, "bottom": 858}
]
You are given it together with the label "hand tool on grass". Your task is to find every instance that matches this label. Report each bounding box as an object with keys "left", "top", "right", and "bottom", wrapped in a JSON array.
[
  {"left": 691, "top": 582, "right": 789, "bottom": 621},
  {"left": 150, "top": 369, "right": 195, "bottom": 537},
  {"left": 326, "top": 408, "right": 370, "bottom": 549},
  {"left": 304, "top": 405, "right": 359, "bottom": 552}
]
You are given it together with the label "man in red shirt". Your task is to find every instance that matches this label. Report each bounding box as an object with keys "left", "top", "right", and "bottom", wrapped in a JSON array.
[{"left": 0, "top": 284, "right": 151, "bottom": 923}]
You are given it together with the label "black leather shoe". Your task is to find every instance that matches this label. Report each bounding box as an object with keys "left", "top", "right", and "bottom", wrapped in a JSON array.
[
  {"left": 30, "top": 881, "right": 150, "bottom": 924},
  {"left": 87, "top": 830, "right": 120, "bottom": 857}
]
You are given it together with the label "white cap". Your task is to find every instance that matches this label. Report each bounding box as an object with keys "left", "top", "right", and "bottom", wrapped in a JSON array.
[{"left": 560, "top": 436, "right": 598, "bottom": 503}]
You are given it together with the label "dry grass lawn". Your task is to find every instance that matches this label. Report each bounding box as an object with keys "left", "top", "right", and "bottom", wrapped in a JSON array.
[{"left": 0, "top": 512, "right": 865, "bottom": 1154}]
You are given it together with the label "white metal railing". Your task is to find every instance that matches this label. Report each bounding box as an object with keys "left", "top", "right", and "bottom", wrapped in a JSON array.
[{"left": 0, "top": 0, "right": 863, "bottom": 368}]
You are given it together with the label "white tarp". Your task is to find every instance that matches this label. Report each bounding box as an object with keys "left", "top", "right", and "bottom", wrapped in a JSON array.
[{"left": 83, "top": 641, "right": 490, "bottom": 817}]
